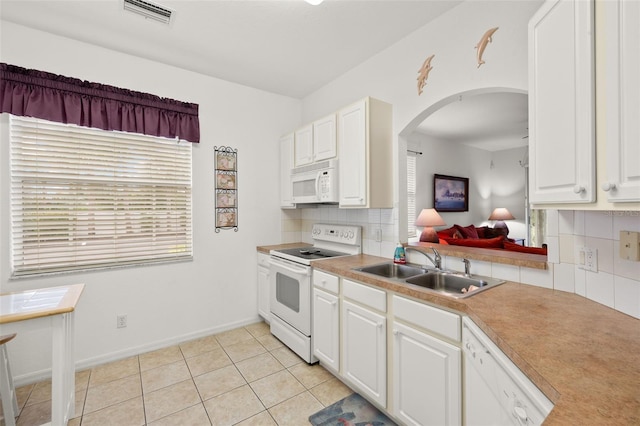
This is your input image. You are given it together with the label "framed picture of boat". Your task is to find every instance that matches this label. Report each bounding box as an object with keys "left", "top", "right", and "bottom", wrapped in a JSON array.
[{"left": 434, "top": 174, "right": 469, "bottom": 212}]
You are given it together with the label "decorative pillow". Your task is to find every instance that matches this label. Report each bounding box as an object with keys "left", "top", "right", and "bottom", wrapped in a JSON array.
[
  {"left": 485, "top": 226, "right": 508, "bottom": 238},
  {"left": 438, "top": 238, "right": 450, "bottom": 245},
  {"left": 475, "top": 226, "right": 489, "bottom": 239},
  {"left": 454, "top": 224, "right": 479, "bottom": 239},
  {"left": 437, "top": 226, "right": 458, "bottom": 238},
  {"left": 503, "top": 242, "right": 548, "bottom": 255},
  {"left": 443, "top": 235, "right": 505, "bottom": 249}
]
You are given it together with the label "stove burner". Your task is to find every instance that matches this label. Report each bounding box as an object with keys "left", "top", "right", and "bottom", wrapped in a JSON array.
[{"left": 299, "top": 249, "right": 320, "bottom": 255}]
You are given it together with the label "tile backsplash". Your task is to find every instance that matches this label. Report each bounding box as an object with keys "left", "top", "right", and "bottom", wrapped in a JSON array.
[{"left": 280, "top": 207, "right": 640, "bottom": 319}]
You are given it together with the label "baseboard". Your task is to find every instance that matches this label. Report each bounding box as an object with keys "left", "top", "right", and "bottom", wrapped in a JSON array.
[{"left": 13, "top": 315, "right": 262, "bottom": 387}]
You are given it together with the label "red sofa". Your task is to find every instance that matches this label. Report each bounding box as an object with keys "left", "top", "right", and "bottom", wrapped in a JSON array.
[{"left": 436, "top": 224, "right": 547, "bottom": 255}]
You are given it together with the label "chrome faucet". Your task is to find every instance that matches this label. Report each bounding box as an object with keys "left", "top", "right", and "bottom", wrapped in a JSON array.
[
  {"left": 406, "top": 247, "right": 442, "bottom": 270},
  {"left": 462, "top": 258, "right": 471, "bottom": 276}
]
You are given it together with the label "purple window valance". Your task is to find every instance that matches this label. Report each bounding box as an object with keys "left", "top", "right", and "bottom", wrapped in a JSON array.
[{"left": 0, "top": 63, "right": 200, "bottom": 143}]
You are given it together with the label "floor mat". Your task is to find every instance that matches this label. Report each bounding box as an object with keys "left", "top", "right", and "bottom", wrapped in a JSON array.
[{"left": 308, "top": 393, "right": 397, "bottom": 426}]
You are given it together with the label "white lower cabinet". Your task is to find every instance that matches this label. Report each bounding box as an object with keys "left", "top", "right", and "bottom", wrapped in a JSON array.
[
  {"left": 392, "top": 321, "right": 461, "bottom": 426},
  {"left": 342, "top": 299, "right": 387, "bottom": 407},
  {"left": 312, "top": 288, "right": 340, "bottom": 372},
  {"left": 256, "top": 253, "right": 270, "bottom": 322}
]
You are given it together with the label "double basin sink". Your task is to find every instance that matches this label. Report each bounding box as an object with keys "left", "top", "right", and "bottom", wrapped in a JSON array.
[{"left": 353, "top": 262, "right": 505, "bottom": 299}]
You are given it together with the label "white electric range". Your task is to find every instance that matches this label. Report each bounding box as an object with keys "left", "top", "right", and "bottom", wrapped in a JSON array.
[{"left": 269, "top": 224, "right": 361, "bottom": 363}]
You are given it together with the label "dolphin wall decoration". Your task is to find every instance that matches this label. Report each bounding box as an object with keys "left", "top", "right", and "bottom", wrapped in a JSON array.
[{"left": 475, "top": 27, "right": 499, "bottom": 68}]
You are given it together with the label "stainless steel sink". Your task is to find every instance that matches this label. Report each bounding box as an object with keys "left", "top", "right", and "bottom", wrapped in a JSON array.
[
  {"left": 353, "top": 261, "right": 505, "bottom": 298},
  {"left": 405, "top": 272, "right": 505, "bottom": 298},
  {"left": 354, "top": 262, "right": 429, "bottom": 279}
]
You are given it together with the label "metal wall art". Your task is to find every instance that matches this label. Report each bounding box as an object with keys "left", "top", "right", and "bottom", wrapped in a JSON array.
[{"left": 214, "top": 146, "right": 238, "bottom": 232}]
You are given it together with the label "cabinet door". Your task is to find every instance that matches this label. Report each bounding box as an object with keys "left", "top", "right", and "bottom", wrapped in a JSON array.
[
  {"left": 603, "top": 0, "right": 640, "bottom": 202},
  {"left": 312, "top": 288, "right": 339, "bottom": 372},
  {"left": 279, "top": 133, "right": 295, "bottom": 208},
  {"left": 294, "top": 125, "right": 314, "bottom": 167},
  {"left": 313, "top": 114, "right": 337, "bottom": 162},
  {"left": 393, "top": 322, "right": 461, "bottom": 426},
  {"left": 257, "top": 264, "right": 270, "bottom": 321},
  {"left": 342, "top": 299, "right": 386, "bottom": 407},
  {"left": 528, "top": 0, "right": 595, "bottom": 203},
  {"left": 338, "top": 100, "right": 368, "bottom": 207}
]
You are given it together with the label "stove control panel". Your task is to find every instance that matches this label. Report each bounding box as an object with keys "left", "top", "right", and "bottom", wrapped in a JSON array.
[{"left": 312, "top": 224, "right": 361, "bottom": 246}]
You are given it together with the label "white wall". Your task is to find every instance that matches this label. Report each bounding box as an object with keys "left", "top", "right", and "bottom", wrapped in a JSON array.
[
  {"left": 0, "top": 21, "right": 301, "bottom": 383},
  {"left": 295, "top": 0, "right": 541, "bottom": 243}
]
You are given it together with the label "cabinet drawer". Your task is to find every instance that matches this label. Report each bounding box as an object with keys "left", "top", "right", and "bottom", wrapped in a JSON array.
[
  {"left": 257, "top": 252, "right": 270, "bottom": 268},
  {"left": 313, "top": 270, "right": 339, "bottom": 294},
  {"left": 343, "top": 279, "right": 386, "bottom": 312},
  {"left": 393, "top": 295, "right": 460, "bottom": 342}
]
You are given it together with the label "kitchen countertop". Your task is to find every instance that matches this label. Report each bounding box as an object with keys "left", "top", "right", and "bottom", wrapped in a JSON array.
[{"left": 258, "top": 245, "right": 639, "bottom": 425}]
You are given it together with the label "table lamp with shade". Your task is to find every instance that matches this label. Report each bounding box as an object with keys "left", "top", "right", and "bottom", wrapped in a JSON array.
[
  {"left": 416, "top": 208, "right": 446, "bottom": 243},
  {"left": 488, "top": 208, "right": 515, "bottom": 236}
]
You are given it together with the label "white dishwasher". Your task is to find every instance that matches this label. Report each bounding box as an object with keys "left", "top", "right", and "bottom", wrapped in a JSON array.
[{"left": 462, "top": 317, "right": 554, "bottom": 425}]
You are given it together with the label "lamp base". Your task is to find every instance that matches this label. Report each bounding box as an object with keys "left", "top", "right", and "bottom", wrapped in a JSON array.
[
  {"left": 493, "top": 221, "right": 509, "bottom": 237},
  {"left": 419, "top": 227, "right": 439, "bottom": 243}
]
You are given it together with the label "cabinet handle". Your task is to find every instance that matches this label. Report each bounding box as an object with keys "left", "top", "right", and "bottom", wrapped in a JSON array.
[
  {"left": 376, "top": 322, "right": 383, "bottom": 329},
  {"left": 573, "top": 185, "right": 585, "bottom": 194},
  {"left": 392, "top": 329, "right": 399, "bottom": 336},
  {"left": 330, "top": 300, "right": 337, "bottom": 306},
  {"left": 601, "top": 182, "right": 616, "bottom": 192}
]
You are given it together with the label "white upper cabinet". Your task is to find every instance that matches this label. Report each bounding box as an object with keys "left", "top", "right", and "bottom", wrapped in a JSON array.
[
  {"left": 279, "top": 133, "right": 295, "bottom": 208},
  {"left": 528, "top": 0, "right": 596, "bottom": 204},
  {"left": 338, "top": 97, "right": 393, "bottom": 208},
  {"left": 313, "top": 114, "right": 337, "bottom": 162},
  {"left": 294, "top": 124, "right": 314, "bottom": 167},
  {"left": 603, "top": 0, "right": 640, "bottom": 202},
  {"left": 294, "top": 114, "right": 337, "bottom": 167}
]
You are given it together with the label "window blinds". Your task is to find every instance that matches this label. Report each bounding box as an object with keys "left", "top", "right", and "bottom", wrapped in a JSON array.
[
  {"left": 10, "top": 116, "right": 193, "bottom": 276},
  {"left": 407, "top": 153, "right": 417, "bottom": 237}
]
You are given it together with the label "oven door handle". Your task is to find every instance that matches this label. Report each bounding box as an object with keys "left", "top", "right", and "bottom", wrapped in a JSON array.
[{"left": 269, "top": 258, "right": 311, "bottom": 275}]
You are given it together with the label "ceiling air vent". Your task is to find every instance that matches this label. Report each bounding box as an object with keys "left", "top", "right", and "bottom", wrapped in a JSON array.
[{"left": 123, "top": 0, "right": 173, "bottom": 24}]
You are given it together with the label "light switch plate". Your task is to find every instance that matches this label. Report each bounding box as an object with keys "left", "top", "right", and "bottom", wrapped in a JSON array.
[{"left": 620, "top": 231, "right": 640, "bottom": 261}]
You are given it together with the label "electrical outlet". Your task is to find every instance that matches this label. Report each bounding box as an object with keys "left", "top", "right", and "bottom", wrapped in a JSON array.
[
  {"left": 620, "top": 231, "right": 640, "bottom": 261},
  {"left": 578, "top": 247, "right": 598, "bottom": 272},
  {"left": 117, "top": 315, "right": 127, "bottom": 328}
]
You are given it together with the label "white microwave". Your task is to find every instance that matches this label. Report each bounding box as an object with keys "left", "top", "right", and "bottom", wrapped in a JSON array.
[{"left": 291, "top": 159, "right": 339, "bottom": 204}]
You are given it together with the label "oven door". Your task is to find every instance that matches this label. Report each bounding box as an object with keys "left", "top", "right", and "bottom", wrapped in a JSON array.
[{"left": 269, "top": 256, "right": 312, "bottom": 336}]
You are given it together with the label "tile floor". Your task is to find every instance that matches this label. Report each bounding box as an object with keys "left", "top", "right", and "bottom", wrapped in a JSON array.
[{"left": 6, "top": 321, "right": 354, "bottom": 426}]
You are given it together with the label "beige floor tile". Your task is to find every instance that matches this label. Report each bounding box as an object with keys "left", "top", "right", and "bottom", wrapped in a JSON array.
[
  {"left": 16, "top": 384, "right": 34, "bottom": 411},
  {"left": 75, "top": 369, "right": 91, "bottom": 392},
  {"left": 193, "top": 364, "right": 246, "bottom": 401},
  {"left": 72, "top": 388, "right": 87, "bottom": 419},
  {"left": 288, "top": 363, "right": 334, "bottom": 389},
  {"left": 245, "top": 321, "right": 270, "bottom": 338},
  {"left": 142, "top": 359, "right": 192, "bottom": 393},
  {"left": 256, "top": 333, "right": 284, "bottom": 351},
  {"left": 144, "top": 379, "right": 201, "bottom": 423},
  {"left": 268, "top": 391, "right": 324, "bottom": 426},
  {"left": 16, "top": 399, "right": 50, "bottom": 426},
  {"left": 249, "top": 370, "right": 306, "bottom": 408},
  {"left": 223, "top": 338, "right": 266, "bottom": 363},
  {"left": 89, "top": 356, "right": 140, "bottom": 387},
  {"left": 84, "top": 375, "right": 142, "bottom": 414},
  {"left": 235, "top": 410, "right": 278, "bottom": 426},
  {"left": 180, "top": 335, "right": 221, "bottom": 359},
  {"left": 80, "top": 396, "right": 145, "bottom": 426},
  {"left": 215, "top": 328, "right": 254, "bottom": 348},
  {"left": 67, "top": 417, "right": 81, "bottom": 426},
  {"left": 139, "top": 346, "right": 183, "bottom": 372},
  {"left": 270, "top": 346, "right": 304, "bottom": 368},
  {"left": 185, "top": 347, "right": 232, "bottom": 377},
  {"left": 235, "top": 352, "right": 285, "bottom": 383},
  {"left": 24, "top": 381, "right": 51, "bottom": 406},
  {"left": 147, "top": 403, "right": 211, "bottom": 426},
  {"left": 203, "top": 384, "right": 265, "bottom": 426},
  {"left": 309, "top": 377, "right": 354, "bottom": 407}
]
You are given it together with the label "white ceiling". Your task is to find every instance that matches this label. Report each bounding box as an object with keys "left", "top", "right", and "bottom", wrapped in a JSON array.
[
  {"left": 1, "top": 0, "right": 529, "bottom": 150},
  {"left": 415, "top": 92, "right": 529, "bottom": 151},
  {"left": 0, "top": 0, "right": 463, "bottom": 99}
]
